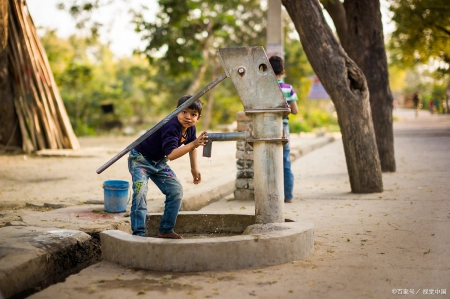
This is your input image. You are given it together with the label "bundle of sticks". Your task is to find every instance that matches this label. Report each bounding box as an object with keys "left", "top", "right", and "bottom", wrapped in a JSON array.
[{"left": 7, "top": 0, "right": 79, "bottom": 152}]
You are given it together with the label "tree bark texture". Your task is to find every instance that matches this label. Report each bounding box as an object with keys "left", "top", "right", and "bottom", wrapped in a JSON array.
[
  {"left": 282, "top": 0, "right": 383, "bottom": 193},
  {"left": 0, "top": 0, "right": 21, "bottom": 149},
  {"left": 342, "top": 0, "right": 396, "bottom": 172}
]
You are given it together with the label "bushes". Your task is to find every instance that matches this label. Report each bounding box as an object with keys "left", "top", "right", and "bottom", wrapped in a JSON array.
[{"left": 289, "top": 106, "right": 339, "bottom": 133}]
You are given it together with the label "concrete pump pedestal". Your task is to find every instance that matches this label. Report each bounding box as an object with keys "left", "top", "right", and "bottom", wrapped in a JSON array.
[{"left": 101, "top": 212, "right": 314, "bottom": 272}]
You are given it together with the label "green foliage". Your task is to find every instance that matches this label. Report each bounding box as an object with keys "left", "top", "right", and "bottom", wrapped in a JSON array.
[
  {"left": 421, "top": 83, "right": 448, "bottom": 113},
  {"left": 388, "top": 64, "right": 407, "bottom": 94},
  {"left": 40, "top": 30, "right": 160, "bottom": 135},
  {"left": 134, "top": 0, "right": 266, "bottom": 77},
  {"left": 282, "top": 35, "right": 338, "bottom": 133},
  {"left": 289, "top": 106, "right": 339, "bottom": 133},
  {"left": 386, "top": 0, "right": 450, "bottom": 114},
  {"left": 392, "top": 63, "right": 449, "bottom": 113},
  {"left": 126, "top": 0, "right": 270, "bottom": 130},
  {"left": 209, "top": 79, "right": 242, "bottom": 126},
  {"left": 289, "top": 100, "right": 338, "bottom": 134},
  {"left": 289, "top": 120, "right": 312, "bottom": 133},
  {"left": 284, "top": 35, "right": 315, "bottom": 92},
  {"left": 47, "top": 0, "right": 338, "bottom": 134},
  {"left": 388, "top": 0, "right": 450, "bottom": 76}
]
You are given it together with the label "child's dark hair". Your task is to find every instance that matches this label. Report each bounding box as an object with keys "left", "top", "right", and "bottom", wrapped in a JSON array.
[
  {"left": 269, "top": 56, "right": 284, "bottom": 75},
  {"left": 177, "top": 95, "right": 203, "bottom": 115}
]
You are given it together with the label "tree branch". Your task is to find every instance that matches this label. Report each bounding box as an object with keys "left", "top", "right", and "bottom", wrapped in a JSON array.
[
  {"left": 321, "top": 0, "right": 348, "bottom": 46},
  {"left": 434, "top": 24, "right": 450, "bottom": 37}
]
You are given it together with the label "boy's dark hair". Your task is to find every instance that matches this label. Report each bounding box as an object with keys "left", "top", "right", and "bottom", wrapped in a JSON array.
[
  {"left": 269, "top": 56, "right": 284, "bottom": 75},
  {"left": 177, "top": 95, "right": 203, "bottom": 115}
]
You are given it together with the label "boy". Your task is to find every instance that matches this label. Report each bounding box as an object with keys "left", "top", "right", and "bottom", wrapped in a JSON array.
[
  {"left": 269, "top": 56, "right": 298, "bottom": 203},
  {"left": 128, "top": 95, "right": 208, "bottom": 239}
]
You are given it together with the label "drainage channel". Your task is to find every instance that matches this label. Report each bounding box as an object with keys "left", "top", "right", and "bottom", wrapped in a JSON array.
[
  {"left": 0, "top": 205, "right": 131, "bottom": 299},
  {"left": 1, "top": 226, "right": 103, "bottom": 299}
]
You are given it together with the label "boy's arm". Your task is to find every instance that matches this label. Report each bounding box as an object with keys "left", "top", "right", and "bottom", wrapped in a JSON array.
[
  {"left": 166, "top": 131, "right": 208, "bottom": 161},
  {"left": 189, "top": 149, "right": 202, "bottom": 184},
  {"left": 290, "top": 101, "right": 298, "bottom": 115},
  {"left": 289, "top": 85, "right": 299, "bottom": 115}
]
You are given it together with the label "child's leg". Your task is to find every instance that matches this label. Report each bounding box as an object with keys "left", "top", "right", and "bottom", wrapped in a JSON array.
[
  {"left": 128, "top": 149, "right": 150, "bottom": 236},
  {"left": 283, "top": 123, "right": 294, "bottom": 201},
  {"left": 150, "top": 164, "right": 183, "bottom": 234}
]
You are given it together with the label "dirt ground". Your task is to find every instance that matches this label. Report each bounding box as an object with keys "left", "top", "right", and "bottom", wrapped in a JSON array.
[
  {"left": 0, "top": 135, "right": 238, "bottom": 226},
  {"left": 1, "top": 109, "right": 450, "bottom": 299}
]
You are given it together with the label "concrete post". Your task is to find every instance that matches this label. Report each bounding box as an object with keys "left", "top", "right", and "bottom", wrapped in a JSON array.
[
  {"left": 217, "top": 47, "right": 289, "bottom": 224},
  {"left": 250, "top": 113, "right": 285, "bottom": 224},
  {"left": 266, "top": 0, "right": 284, "bottom": 58}
]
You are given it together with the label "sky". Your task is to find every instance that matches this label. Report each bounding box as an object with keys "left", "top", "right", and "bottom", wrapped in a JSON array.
[
  {"left": 26, "top": 0, "right": 395, "bottom": 58},
  {"left": 27, "top": 0, "right": 158, "bottom": 57}
]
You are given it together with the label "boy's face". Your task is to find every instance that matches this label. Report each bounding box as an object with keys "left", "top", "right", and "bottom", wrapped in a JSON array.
[{"left": 177, "top": 108, "right": 201, "bottom": 129}]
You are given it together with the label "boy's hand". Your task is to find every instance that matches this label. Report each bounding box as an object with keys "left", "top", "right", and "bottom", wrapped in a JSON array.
[
  {"left": 191, "top": 169, "right": 202, "bottom": 184},
  {"left": 194, "top": 131, "right": 208, "bottom": 148}
]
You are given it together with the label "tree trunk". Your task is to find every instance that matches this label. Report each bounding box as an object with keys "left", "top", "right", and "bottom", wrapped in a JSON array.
[
  {"left": 321, "top": 0, "right": 348, "bottom": 46},
  {"left": 342, "top": 0, "right": 396, "bottom": 172},
  {"left": 282, "top": 0, "right": 383, "bottom": 193},
  {"left": 324, "top": 0, "right": 396, "bottom": 172},
  {"left": 0, "top": 0, "right": 21, "bottom": 150}
]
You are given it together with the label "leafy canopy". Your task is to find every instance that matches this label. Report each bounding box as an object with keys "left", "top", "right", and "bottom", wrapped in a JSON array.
[
  {"left": 133, "top": 0, "right": 266, "bottom": 76},
  {"left": 388, "top": 0, "right": 450, "bottom": 75}
]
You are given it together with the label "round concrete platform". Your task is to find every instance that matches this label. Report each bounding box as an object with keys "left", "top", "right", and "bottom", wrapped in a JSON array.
[{"left": 100, "top": 213, "right": 314, "bottom": 272}]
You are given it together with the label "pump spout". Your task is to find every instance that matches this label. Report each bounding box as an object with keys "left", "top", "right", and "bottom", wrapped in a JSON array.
[{"left": 202, "top": 132, "right": 249, "bottom": 158}]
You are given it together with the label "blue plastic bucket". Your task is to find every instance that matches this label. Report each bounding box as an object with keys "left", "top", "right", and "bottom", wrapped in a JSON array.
[{"left": 103, "top": 180, "right": 129, "bottom": 213}]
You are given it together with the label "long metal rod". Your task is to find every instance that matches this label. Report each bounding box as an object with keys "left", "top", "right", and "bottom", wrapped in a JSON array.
[{"left": 96, "top": 72, "right": 228, "bottom": 174}]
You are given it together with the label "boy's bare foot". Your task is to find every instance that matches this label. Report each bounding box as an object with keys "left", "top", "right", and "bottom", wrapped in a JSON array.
[{"left": 157, "top": 232, "right": 183, "bottom": 239}]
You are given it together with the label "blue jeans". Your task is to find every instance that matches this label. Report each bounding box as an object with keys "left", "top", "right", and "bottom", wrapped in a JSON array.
[
  {"left": 128, "top": 149, "right": 183, "bottom": 236},
  {"left": 283, "top": 123, "right": 294, "bottom": 200}
]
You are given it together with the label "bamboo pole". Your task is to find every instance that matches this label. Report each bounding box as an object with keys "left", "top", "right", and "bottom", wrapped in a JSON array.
[
  {"left": 7, "top": 0, "right": 80, "bottom": 151},
  {"left": 13, "top": 96, "right": 34, "bottom": 153},
  {"left": 13, "top": 0, "right": 58, "bottom": 149},
  {"left": 8, "top": 4, "right": 40, "bottom": 149},
  {"left": 24, "top": 0, "right": 80, "bottom": 150}
]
